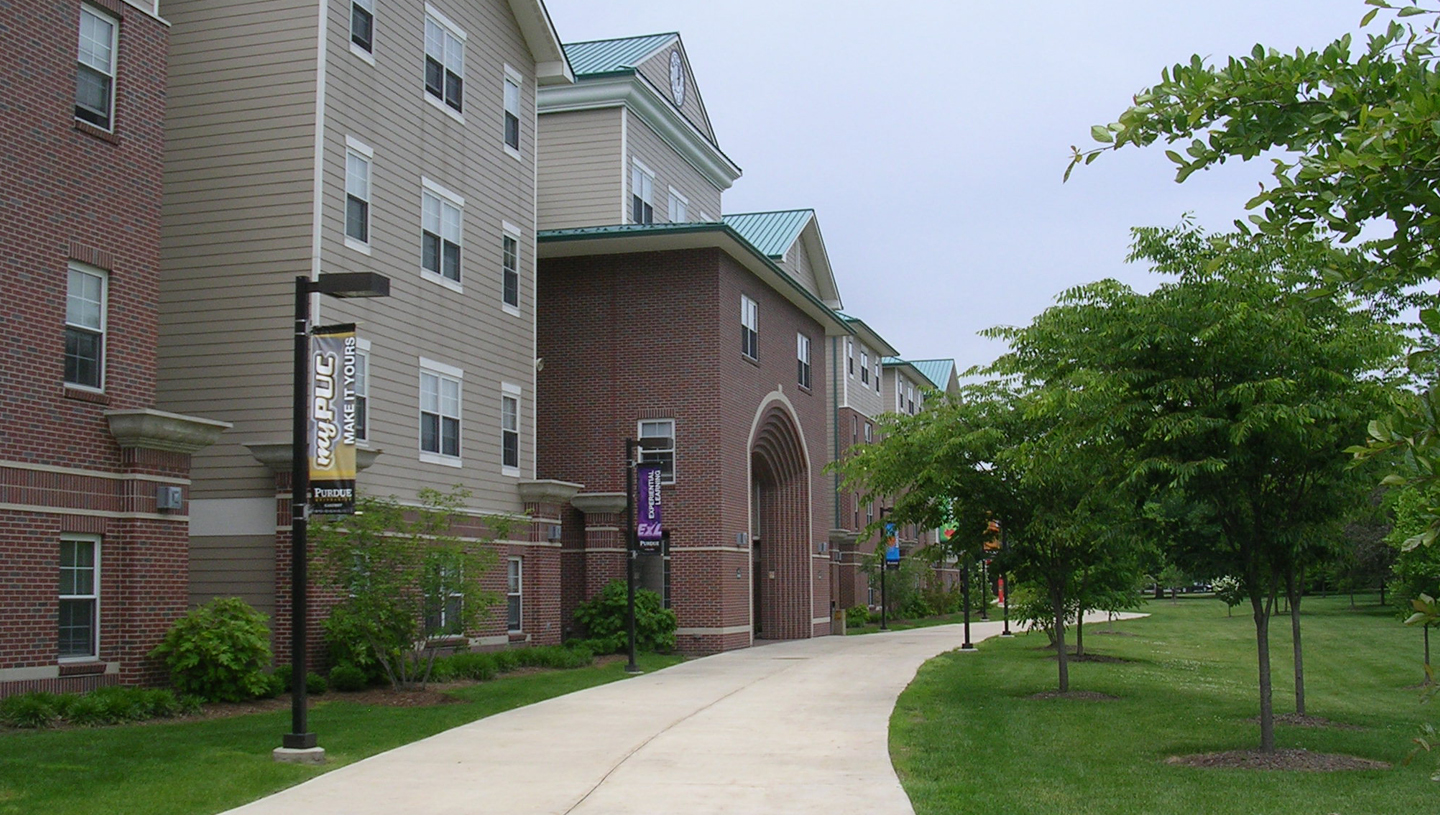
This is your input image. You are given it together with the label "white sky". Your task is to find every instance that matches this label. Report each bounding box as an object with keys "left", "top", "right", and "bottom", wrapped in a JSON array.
[{"left": 543, "top": 0, "right": 1371, "bottom": 372}]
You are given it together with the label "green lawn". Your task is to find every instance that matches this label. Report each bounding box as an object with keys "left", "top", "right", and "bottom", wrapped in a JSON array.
[
  {"left": 891, "top": 595, "right": 1436, "bottom": 815},
  {"left": 0, "top": 653, "right": 683, "bottom": 815}
]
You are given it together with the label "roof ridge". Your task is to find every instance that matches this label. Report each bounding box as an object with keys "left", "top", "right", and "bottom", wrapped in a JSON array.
[
  {"left": 562, "top": 32, "right": 677, "bottom": 48},
  {"left": 723, "top": 209, "right": 815, "bottom": 218}
]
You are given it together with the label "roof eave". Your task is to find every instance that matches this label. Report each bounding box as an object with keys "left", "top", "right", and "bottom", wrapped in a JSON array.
[
  {"left": 510, "top": 1, "right": 574, "bottom": 85},
  {"left": 839, "top": 317, "right": 899, "bottom": 357}
]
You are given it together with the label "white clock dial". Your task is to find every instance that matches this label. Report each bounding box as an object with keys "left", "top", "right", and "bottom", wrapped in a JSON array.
[{"left": 669, "top": 49, "right": 685, "bottom": 107}]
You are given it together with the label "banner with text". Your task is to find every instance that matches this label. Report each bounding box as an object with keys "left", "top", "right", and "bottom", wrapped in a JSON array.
[
  {"left": 637, "top": 464, "right": 663, "bottom": 553},
  {"left": 309, "top": 323, "right": 359, "bottom": 516}
]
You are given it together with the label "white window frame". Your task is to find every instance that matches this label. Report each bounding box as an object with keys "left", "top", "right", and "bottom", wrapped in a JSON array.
[
  {"left": 864, "top": 421, "right": 873, "bottom": 444},
  {"left": 418, "top": 358, "right": 462, "bottom": 467},
  {"left": 354, "top": 338, "right": 371, "bottom": 443},
  {"left": 64, "top": 261, "right": 107, "bottom": 392},
  {"left": 630, "top": 159, "right": 655, "bottom": 224},
  {"left": 741, "top": 294, "right": 758, "bottom": 360},
  {"left": 847, "top": 340, "right": 854, "bottom": 377},
  {"left": 503, "top": 65, "right": 523, "bottom": 158},
  {"left": 796, "top": 333, "right": 811, "bottom": 390},
  {"left": 638, "top": 419, "right": 676, "bottom": 485},
  {"left": 59, "top": 534, "right": 100, "bottom": 662},
  {"left": 420, "top": 178, "right": 464, "bottom": 291},
  {"left": 860, "top": 349, "right": 870, "bottom": 385},
  {"left": 507, "top": 557, "right": 523, "bottom": 632},
  {"left": 667, "top": 187, "right": 688, "bottom": 223},
  {"left": 76, "top": 5, "right": 117, "bottom": 132},
  {"left": 501, "top": 382, "right": 521, "bottom": 477},
  {"left": 350, "top": 0, "right": 375, "bottom": 63},
  {"left": 501, "top": 220, "right": 521, "bottom": 315},
  {"left": 874, "top": 359, "right": 881, "bottom": 392},
  {"left": 344, "top": 137, "right": 373, "bottom": 254},
  {"left": 424, "top": 6, "right": 465, "bottom": 120}
]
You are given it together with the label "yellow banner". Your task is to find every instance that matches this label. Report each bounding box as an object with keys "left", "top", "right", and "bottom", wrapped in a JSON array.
[{"left": 310, "top": 324, "right": 357, "bottom": 515}]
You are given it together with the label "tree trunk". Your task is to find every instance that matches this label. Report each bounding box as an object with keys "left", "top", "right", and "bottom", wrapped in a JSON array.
[
  {"left": 1252, "top": 590, "right": 1276, "bottom": 752},
  {"left": 1426, "top": 625, "right": 1433, "bottom": 686},
  {"left": 1053, "top": 584, "right": 1069, "bottom": 693},
  {"left": 1154, "top": 583, "right": 1164, "bottom": 600},
  {"left": 1379, "top": 580, "right": 1385, "bottom": 606},
  {"left": 1076, "top": 610, "right": 1085, "bottom": 658},
  {"left": 1287, "top": 567, "right": 1305, "bottom": 717}
]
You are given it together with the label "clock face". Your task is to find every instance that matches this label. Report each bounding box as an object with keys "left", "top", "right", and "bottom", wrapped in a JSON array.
[{"left": 669, "top": 49, "right": 685, "bottom": 107}]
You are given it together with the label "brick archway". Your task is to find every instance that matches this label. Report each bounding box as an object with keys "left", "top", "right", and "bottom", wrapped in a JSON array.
[{"left": 749, "top": 400, "right": 811, "bottom": 640}]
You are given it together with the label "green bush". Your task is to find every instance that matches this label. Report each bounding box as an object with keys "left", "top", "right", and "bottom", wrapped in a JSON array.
[
  {"left": 306, "top": 672, "right": 327, "bottom": 696},
  {"left": 432, "top": 652, "right": 498, "bottom": 682},
  {"left": 323, "top": 605, "right": 390, "bottom": 685},
  {"left": 430, "top": 645, "right": 595, "bottom": 683},
  {"left": 0, "top": 692, "right": 61, "bottom": 728},
  {"left": 572, "top": 580, "right": 677, "bottom": 654},
  {"left": 846, "top": 605, "right": 871, "bottom": 628},
  {"left": 63, "top": 693, "right": 112, "bottom": 726},
  {"left": 328, "top": 663, "right": 369, "bottom": 692},
  {"left": 150, "top": 598, "right": 273, "bottom": 702},
  {"left": 270, "top": 666, "right": 326, "bottom": 696}
]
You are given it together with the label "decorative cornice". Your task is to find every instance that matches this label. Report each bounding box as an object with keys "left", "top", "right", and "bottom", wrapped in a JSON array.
[
  {"left": 517, "top": 479, "right": 584, "bottom": 505},
  {"left": 105, "top": 409, "right": 230, "bottom": 454},
  {"left": 571, "top": 492, "right": 628, "bottom": 516},
  {"left": 242, "top": 442, "right": 381, "bottom": 474}
]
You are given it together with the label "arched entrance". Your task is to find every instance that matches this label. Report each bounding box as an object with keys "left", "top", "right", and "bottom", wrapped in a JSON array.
[{"left": 749, "top": 400, "right": 811, "bottom": 641}]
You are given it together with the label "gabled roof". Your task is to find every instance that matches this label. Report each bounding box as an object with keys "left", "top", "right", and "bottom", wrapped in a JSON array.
[
  {"left": 835, "top": 313, "right": 898, "bottom": 357},
  {"left": 725, "top": 210, "right": 842, "bottom": 310},
  {"left": 908, "top": 359, "right": 959, "bottom": 392},
  {"left": 510, "top": 1, "right": 574, "bottom": 86},
  {"left": 562, "top": 33, "right": 677, "bottom": 77}
]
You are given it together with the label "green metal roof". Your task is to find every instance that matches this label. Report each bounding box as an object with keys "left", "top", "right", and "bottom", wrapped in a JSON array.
[
  {"left": 562, "top": 34, "right": 677, "bottom": 77},
  {"left": 908, "top": 359, "right": 956, "bottom": 390},
  {"left": 723, "top": 210, "right": 813, "bottom": 258}
]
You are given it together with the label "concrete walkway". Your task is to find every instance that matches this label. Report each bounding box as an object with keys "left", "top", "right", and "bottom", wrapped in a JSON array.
[{"left": 222, "top": 618, "right": 1053, "bottom": 815}]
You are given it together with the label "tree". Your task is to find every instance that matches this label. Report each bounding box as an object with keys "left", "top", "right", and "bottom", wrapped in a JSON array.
[
  {"left": 310, "top": 487, "right": 506, "bottom": 689},
  {"left": 991, "top": 225, "right": 1398, "bottom": 751}
]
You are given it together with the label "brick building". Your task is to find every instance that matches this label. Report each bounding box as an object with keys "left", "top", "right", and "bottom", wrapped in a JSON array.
[{"left": 0, "top": 0, "right": 228, "bottom": 697}]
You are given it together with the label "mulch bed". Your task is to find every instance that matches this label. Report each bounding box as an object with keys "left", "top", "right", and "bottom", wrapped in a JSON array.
[
  {"left": 1026, "top": 690, "right": 1120, "bottom": 701},
  {"left": 1244, "top": 713, "right": 1363, "bottom": 731},
  {"left": 1165, "top": 748, "right": 1389, "bottom": 771}
]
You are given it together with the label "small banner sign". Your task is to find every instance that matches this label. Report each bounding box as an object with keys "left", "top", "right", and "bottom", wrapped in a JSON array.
[
  {"left": 309, "top": 323, "right": 359, "bottom": 516},
  {"left": 885, "top": 522, "right": 901, "bottom": 567},
  {"left": 636, "top": 465, "right": 663, "bottom": 553}
]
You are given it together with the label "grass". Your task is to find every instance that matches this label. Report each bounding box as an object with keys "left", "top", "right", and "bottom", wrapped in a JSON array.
[
  {"left": 0, "top": 653, "right": 683, "bottom": 815},
  {"left": 891, "top": 594, "right": 1437, "bottom": 815},
  {"left": 849, "top": 611, "right": 979, "bottom": 634}
]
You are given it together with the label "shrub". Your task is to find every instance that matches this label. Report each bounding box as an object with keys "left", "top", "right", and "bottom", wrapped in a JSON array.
[
  {"left": 270, "top": 666, "right": 326, "bottom": 696},
  {"left": 323, "top": 605, "right": 389, "bottom": 685},
  {"left": 328, "top": 663, "right": 369, "bottom": 692},
  {"left": 63, "top": 693, "right": 112, "bottom": 726},
  {"left": 150, "top": 597, "right": 273, "bottom": 702},
  {"left": 432, "top": 652, "right": 498, "bottom": 682},
  {"left": 846, "top": 605, "right": 871, "bottom": 628},
  {"left": 430, "top": 645, "right": 594, "bottom": 683},
  {"left": 573, "top": 580, "right": 677, "bottom": 654},
  {"left": 306, "top": 672, "right": 327, "bottom": 696},
  {"left": 0, "top": 692, "right": 60, "bottom": 728}
]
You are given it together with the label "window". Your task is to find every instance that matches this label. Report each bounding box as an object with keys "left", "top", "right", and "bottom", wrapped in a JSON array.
[
  {"left": 345, "top": 140, "right": 372, "bottom": 248},
  {"left": 419, "top": 360, "right": 461, "bottom": 463},
  {"left": 639, "top": 419, "right": 675, "bottom": 484},
  {"left": 847, "top": 341, "right": 854, "bottom": 377},
  {"left": 507, "top": 557, "right": 522, "bottom": 632},
  {"left": 740, "top": 295, "right": 758, "bottom": 360},
  {"left": 76, "top": 6, "right": 116, "bottom": 131},
  {"left": 501, "top": 223, "right": 520, "bottom": 312},
  {"left": 668, "top": 187, "right": 688, "bottom": 223},
  {"left": 864, "top": 422, "right": 873, "bottom": 444},
  {"left": 421, "top": 181, "right": 462, "bottom": 285},
  {"left": 354, "top": 341, "right": 370, "bottom": 442},
  {"left": 59, "top": 536, "right": 98, "bottom": 660},
  {"left": 796, "top": 333, "right": 811, "bottom": 389},
  {"left": 860, "top": 349, "right": 869, "bottom": 384},
  {"left": 907, "top": 384, "right": 916, "bottom": 414},
  {"left": 631, "top": 161, "right": 655, "bottom": 224},
  {"left": 874, "top": 359, "right": 881, "bottom": 392},
  {"left": 503, "top": 67, "right": 521, "bottom": 153},
  {"left": 501, "top": 383, "right": 520, "bottom": 475},
  {"left": 351, "top": 0, "right": 374, "bottom": 53},
  {"left": 851, "top": 416, "right": 857, "bottom": 445},
  {"left": 424, "top": 12, "right": 464, "bottom": 113},
  {"left": 424, "top": 559, "right": 463, "bottom": 636},
  {"left": 65, "top": 262, "right": 105, "bottom": 390}
]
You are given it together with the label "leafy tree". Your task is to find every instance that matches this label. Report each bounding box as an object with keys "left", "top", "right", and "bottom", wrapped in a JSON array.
[
  {"left": 1213, "top": 575, "right": 1246, "bottom": 616},
  {"left": 310, "top": 487, "right": 505, "bottom": 690},
  {"left": 1387, "top": 484, "right": 1440, "bottom": 679}
]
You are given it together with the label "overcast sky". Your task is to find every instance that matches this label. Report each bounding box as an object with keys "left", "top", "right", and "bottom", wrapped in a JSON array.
[{"left": 543, "top": 0, "right": 1372, "bottom": 372}]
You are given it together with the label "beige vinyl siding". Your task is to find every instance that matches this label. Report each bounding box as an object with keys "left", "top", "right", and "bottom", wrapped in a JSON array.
[
  {"left": 188, "top": 535, "right": 276, "bottom": 617},
  {"left": 784, "top": 234, "right": 820, "bottom": 298},
  {"left": 536, "top": 108, "right": 624, "bottom": 229},
  {"left": 635, "top": 43, "right": 716, "bottom": 143},
  {"left": 842, "top": 343, "right": 885, "bottom": 419},
  {"left": 158, "top": 0, "right": 318, "bottom": 499},
  {"left": 323, "top": 0, "right": 540, "bottom": 513},
  {"left": 628, "top": 118, "right": 722, "bottom": 225}
]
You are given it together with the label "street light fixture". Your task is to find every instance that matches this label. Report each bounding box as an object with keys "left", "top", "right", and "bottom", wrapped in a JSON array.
[
  {"left": 624, "top": 436, "right": 669, "bottom": 675},
  {"left": 280, "top": 272, "right": 389, "bottom": 762}
]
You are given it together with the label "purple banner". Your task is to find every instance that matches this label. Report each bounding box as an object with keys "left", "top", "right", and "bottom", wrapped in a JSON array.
[{"left": 637, "top": 465, "right": 663, "bottom": 552}]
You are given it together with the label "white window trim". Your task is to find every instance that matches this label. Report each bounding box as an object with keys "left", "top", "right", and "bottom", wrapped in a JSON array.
[
  {"left": 423, "top": 4, "right": 466, "bottom": 123},
  {"left": 503, "top": 64, "right": 524, "bottom": 161},
  {"left": 76, "top": 5, "right": 118, "bottom": 133},
  {"left": 501, "top": 381, "right": 521, "bottom": 477},
  {"left": 796, "top": 332, "right": 811, "bottom": 390},
  {"left": 741, "top": 294, "right": 758, "bottom": 360},
  {"left": 418, "top": 357, "right": 463, "bottom": 467},
  {"left": 501, "top": 220, "right": 522, "bottom": 316},
  {"left": 667, "top": 186, "right": 689, "bottom": 223},
  {"left": 846, "top": 340, "right": 854, "bottom": 378},
  {"left": 58, "top": 534, "right": 100, "bottom": 663},
  {"left": 64, "top": 261, "right": 107, "bottom": 393},
  {"left": 860, "top": 349, "right": 870, "bottom": 384},
  {"left": 638, "top": 418, "right": 677, "bottom": 485},
  {"left": 630, "top": 159, "right": 655, "bottom": 225},
  {"left": 344, "top": 137, "right": 374, "bottom": 255},
  {"left": 507, "top": 557, "right": 523, "bottom": 632},
  {"left": 349, "top": 0, "right": 375, "bottom": 64},
  {"left": 355, "top": 337, "right": 371, "bottom": 446},
  {"left": 420, "top": 177, "right": 465, "bottom": 292}
]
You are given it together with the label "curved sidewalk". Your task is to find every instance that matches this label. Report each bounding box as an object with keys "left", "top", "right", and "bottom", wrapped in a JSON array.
[{"left": 223, "top": 619, "right": 1029, "bottom": 815}]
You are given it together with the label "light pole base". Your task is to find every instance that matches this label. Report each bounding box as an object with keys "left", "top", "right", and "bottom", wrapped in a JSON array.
[
  {"left": 273, "top": 746, "right": 326, "bottom": 765},
  {"left": 1000, "top": 632, "right": 1015, "bottom": 638},
  {"left": 958, "top": 645, "right": 979, "bottom": 652}
]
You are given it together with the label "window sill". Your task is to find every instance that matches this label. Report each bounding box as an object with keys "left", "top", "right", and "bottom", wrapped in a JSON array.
[
  {"left": 57, "top": 660, "right": 105, "bottom": 676},
  {"left": 741, "top": 354, "right": 760, "bottom": 368},
  {"left": 419, "top": 451, "right": 463, "bottom": 468},
  {"left": 797, "top": 384, "right": 812, "bottom": 396},
  {"left": 504, "top": 144, "right": 523, "bottom": 162},
  {"left": 63, "top": 385, "right": 110, "bottom": 405},
  {"left": 502, "top": 466, "right": 521, "bottom": 478},
  {"left": 350, "top": 42, "right": 375, "bottom": 65},
  {"left": 74, "top": 119, "right": 119, "bottom": 145},
  {"left": 425, "top": 93, "right": 465, "bottom": 125},
  {"left": 502, "top": 303, "right": 521, "bottom": 318},
  {"left": 421, "top": 268, "right": 463, "bottom": 293},
  {"left": 344, "top": 236, "right": 372, "bottom": 256}
]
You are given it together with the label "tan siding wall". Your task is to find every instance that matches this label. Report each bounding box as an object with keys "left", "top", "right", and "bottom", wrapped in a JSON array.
[
  {"left": 785, "top": 236, "right": 820, "bottom": 298},
  {"left": 537, "top": 108, "right": 624, "bottom": 229},
  {"left": 628, "top": 118, "right": 722, "bottom": 225},
  {"left": 189, "top": 535, "right": 276, "bottom": 616},
  {"left": 158, "top": 0, "right": 318, "bottom": 499},
  {"left": 841, "top": 340, "right": 885, "bottom": 419},
  {"left": 635, "top": 43, "right": 716, "bottom": 143}
]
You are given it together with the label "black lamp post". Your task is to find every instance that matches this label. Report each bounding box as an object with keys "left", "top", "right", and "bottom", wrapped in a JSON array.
[
  {"left": 1000, "top": 526, "right": 1013, "bottom": 638},
  {"left": 282, "top": 272, "right": 389, "bottom": 759},
  {"left": 878, "top": 507, "right": 890, "bottom": 631},
  {"left": 960, "top": 551, "right": 976, "bottom": 651},
  {"left": 623, "top": 436, "right": 668, "bottom": 675}
]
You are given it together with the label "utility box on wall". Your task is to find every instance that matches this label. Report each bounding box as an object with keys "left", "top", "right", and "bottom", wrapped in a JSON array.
[{"left": 156, "top": 486, "right": 183, "bottom": 511}]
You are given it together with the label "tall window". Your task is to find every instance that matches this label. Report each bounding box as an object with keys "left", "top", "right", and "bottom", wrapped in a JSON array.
[
  {"left": 864, "top": 422, "right": 873, "bottom": 443},
  {"left": 874, "top": 359, "right": 881, "bottom": 392},
  {"left": 424, "top": 13, "right": 464, "bottom": 112},
  {"left": 345, "top": 141, "right": 372, "bottom": 246},
  {"left": 740, "top": 295, "right": 758, "bottom": 360},
  {"left": 860, "top": 349, "right": 869, "bottom": 384},
  {"left": 639, "top": 419, "right": 675, "bottom": 484},
  {"left": 422, "top": 184, "right": 462, "bottom": 284},
  {"left": 424, "top": 560, "right": 463, "bottom": 636},
  {"left": 419, "top": 361, "right": 461, "bottom": 462},
  {"left": 76, "top": 6, "right": 116, "bottom": 131},
  {"left": 350, "top": 0, "right": 374, "bottom": 52},
  {"left": 847, "top": 341, "right": 854, "bottom": 377},
  {"left": 796, "top": 333, "right": 811, "bottom": 389},
  {"left": 501, "top": 227, "right": 520, "bottom": 311},
  {"left": 503, "top": 67, "right": 521, "bottom": 152},
  {"left": 501, "top": 384, "right": 520, "bottom": 474},
  {"left": 668, "top": 188, "right": 688, "bottom": 223},
  {"left": 59, "top": 536, "right": 98, "bottom": 660},
  {"left": 631, "top": 161, "right": 655, "bottom": 224},
  {"left": 507, "top": 557, "right": 523, "bottom": 632},
  {"left": 907, "top": 384, "right": 915, "bottom": 414},
  {"left": 354, "top": 343, "right": 369, "bottom": 442},
  {"left": 65, "top": 263, "right": 105, "bottom": 390}
]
